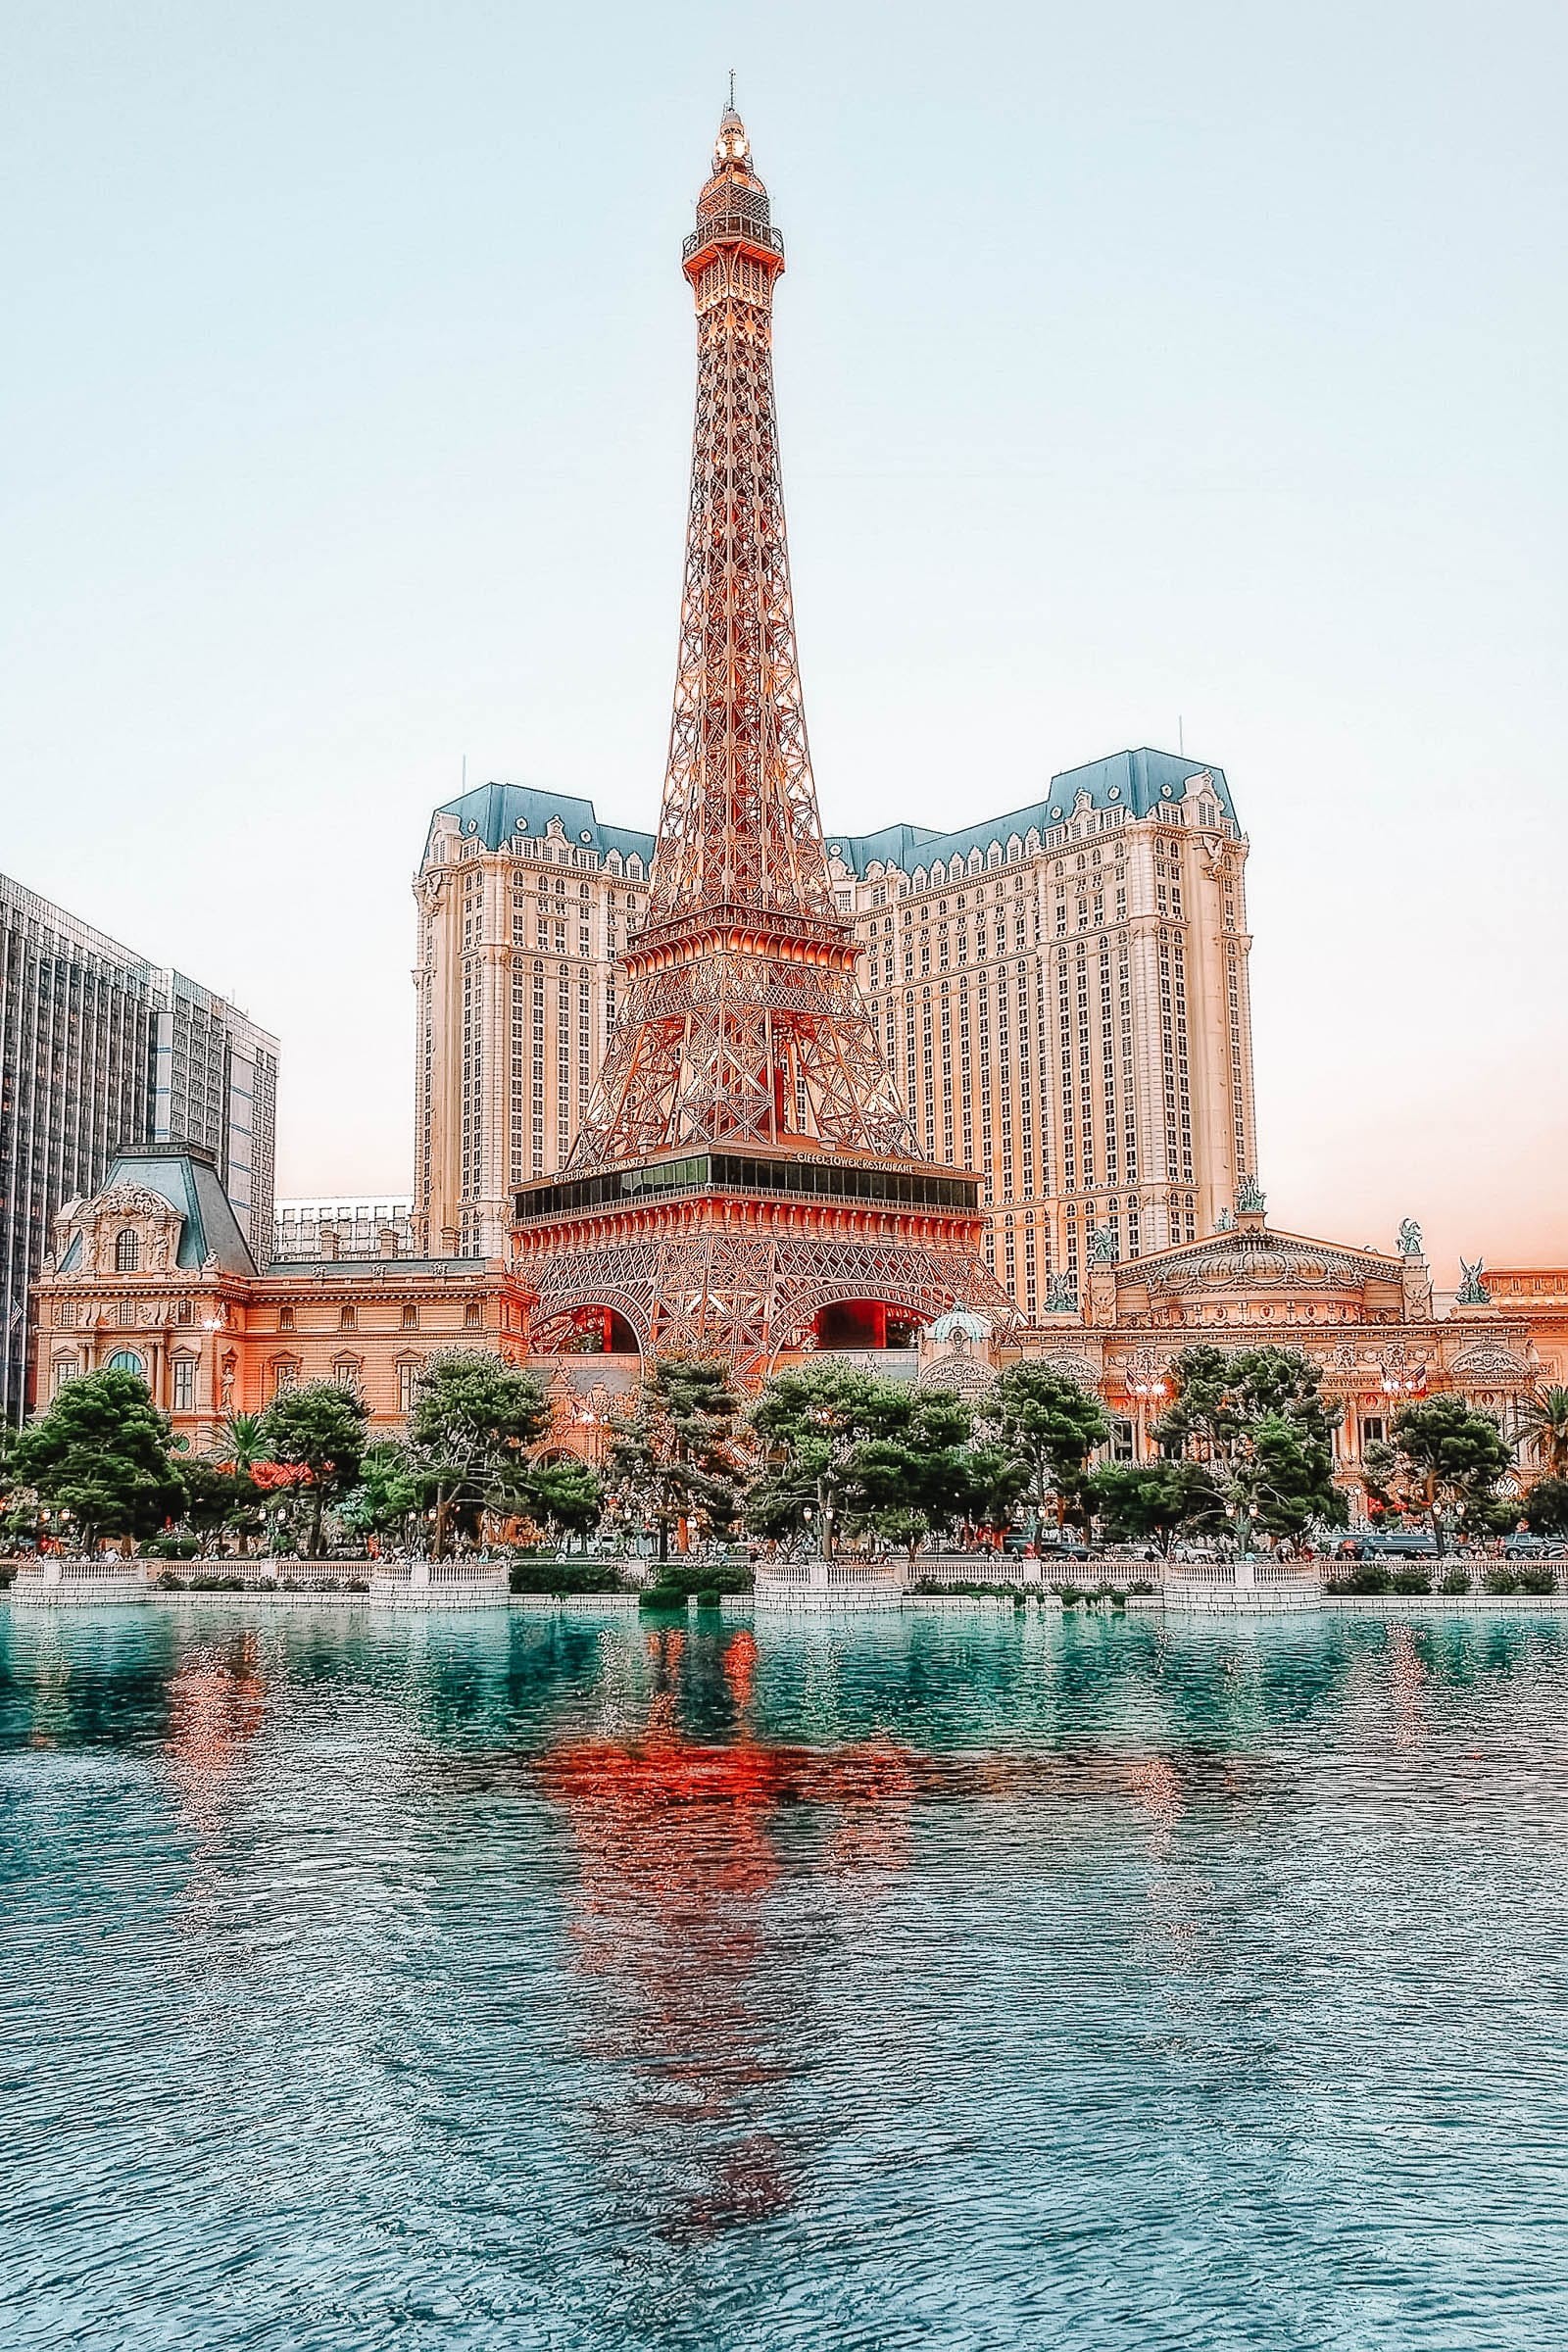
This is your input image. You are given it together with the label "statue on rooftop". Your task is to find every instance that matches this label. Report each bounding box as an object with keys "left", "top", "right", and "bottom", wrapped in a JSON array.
[
  {"left": 1215, "top": 1207, "right": 1235, "bottom": 1232},
  {"left": 1044, "top": 1273, "right": 1079, "bottom": 1315},
  {"left": 1398, "top": 1217, "right": 1423, "bottom": 1259},
  {"left": 1456, "top": 1257, "right": 1490, "bottom": 1306},
  {"left": 1087, "top": 1223, "right": 1117, "bottom": 1268},
  {"left": 1236, "top": 1171, "right": 1267, "bottom": 1216}
]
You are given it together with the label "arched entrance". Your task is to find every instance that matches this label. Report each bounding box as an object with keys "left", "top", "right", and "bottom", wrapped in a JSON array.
[
  {"left": 532, "top": 1305, "right": 642, "bottom": 1359},
  {"left": 809, "top": 1301, "right": 922, "bottom": 1352}
]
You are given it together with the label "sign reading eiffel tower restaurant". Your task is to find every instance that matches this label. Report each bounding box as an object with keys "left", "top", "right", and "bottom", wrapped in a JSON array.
[{"left": 513, "top": 103, "right": 1012, "bottom": 1382}]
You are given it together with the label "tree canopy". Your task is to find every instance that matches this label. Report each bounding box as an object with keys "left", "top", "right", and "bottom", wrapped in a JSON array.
[
  {"left": 12, "top": 1366, "right": 185, "bottom": 1548},
  {"left": 749, "top": 1360, "right": 978, "bottom": 1557},
  {"left": 1151, "top": 1346, "right": 1343, "bottom": 1553},
  {"left": 404, "top": 1351, "right": 551, "bottom": 1557},
  {"left": 259, "top": 1379, "right": 370, "bottom": 1558},
  {"left": 607, "top": 1355, "right": 747, "bottom": 1561},
  {"left": 1086, "top": 1459, "right": 1219, "bottom": 1553},
  {"left": 977, "top": 1362, "right": 1110, "bottom": 1536},
  {"left": 1363, "top": 1395, "right": 1512, "bottom": 1551}
]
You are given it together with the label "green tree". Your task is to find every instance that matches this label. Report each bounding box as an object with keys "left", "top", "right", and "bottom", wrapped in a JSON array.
[
  {"left": 13, "top": 1366, "right": 185, "bottom": 1549},
  {"left": 1515, "top": 1385, "right": 1568, "bottom": 1483},
  {"left": 214, "top": 1411, "right": 267, "bottom": 1472},
  {"left": 607, "top": 1355, "right": 746, "bottom": 1563},
  {"left": 977, "top": 1362, "right": 1111, "bottom": 1540},
  {"left": 177, "top": 1457, "right": 262, "bottom": 1555},
  {"left": 527, "top": 1458, "right": 605, "bottom": 1547},
  {"left": 1086, "top": 1458, "right": 1219, "bottom": 1554},
  {"left": 339, "top": 1441, "right": 421, "bottom": 1544},
  {"left": 405, "top": 1351, "right": 550, "bottom": 1558},
  {"left": 1151, "top": 1346, "right": 1342, "bottom": 1555},
  {"left": 749, "top": 1361, "right": 976, "bottom": 1558},
  {"left": 259, "top": 1380, "right": 370, "bottom": 1559},
  {"left": 1523, "top": 1477, "right": 1568, "bottom": 1537},
  {"left": 1363, "top": 1395, "right": 1513, "bottom": 1553}
]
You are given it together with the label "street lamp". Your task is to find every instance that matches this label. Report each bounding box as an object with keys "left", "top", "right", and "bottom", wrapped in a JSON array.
[{"left": 1127, "top": 1349, "right": 1168, "bottom": 1461}]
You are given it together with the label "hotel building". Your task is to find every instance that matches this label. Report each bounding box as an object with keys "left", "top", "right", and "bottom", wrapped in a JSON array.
[{"left": 412, "top": 746, "right": 1255, "bottom": 1317}]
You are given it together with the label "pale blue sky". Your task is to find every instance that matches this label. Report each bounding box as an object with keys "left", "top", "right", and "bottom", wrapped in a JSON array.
[{"left": 4, "top": 1, "right": 1564, "bottom": 1275}]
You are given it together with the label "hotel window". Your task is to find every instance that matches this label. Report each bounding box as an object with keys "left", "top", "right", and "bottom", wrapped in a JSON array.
[
  {"left": 398, "top": 1360, "right": 422, "bottom": 1415},
  {"left": 278, "top": 1304, "right": 295, "bottom": 1331},
  {"left": 52, "top": 1354, "right": 78, "bottom": 1395},
  {"left": 465, "top": 1299, "right": 483, "bottom": 1330},
  {"left": 175, "top": 1298, "right": 194, "bottom": 1325},
  {"left": 271, "top": 1358, "right": 299, "bottom": 1396},
  {"left": 402, "top": 1301, "right": 419, "bottom": 1329},
  {"left": 115, "top": 1228, "right": 140, "bottom": 1272},
  {"left": 55, "top": 1300, "right": 75, "bottom": 1328},
  {"left": 339, "top": 1303, "right": 357, "bottom": 1331},
  {"left": 118, "top": 1299, "right": 136, "bottom": 1328},
  {"left": 172, "top": 1357, "right": 196, "bottom": 1414},
  {"left": 332, "top": 1355, "right": 362, "bottom": 1390}
]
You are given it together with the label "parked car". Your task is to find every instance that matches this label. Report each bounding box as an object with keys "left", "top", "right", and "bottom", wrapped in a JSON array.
[
  {"left": 1360, "top": 1529, "right": 1440, "bottom": 1557},
  {"left": 1504, "top": 1533, "right": 1568, "bottom": 1560}
]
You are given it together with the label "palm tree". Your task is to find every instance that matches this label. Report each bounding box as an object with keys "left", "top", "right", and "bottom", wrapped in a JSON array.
[
  {"left": 213, "top": 1411, "right": 266, "bottom": 1472},
  {"left": 1515, "top": 1386, "right": 1568, "bottom": 1481}
]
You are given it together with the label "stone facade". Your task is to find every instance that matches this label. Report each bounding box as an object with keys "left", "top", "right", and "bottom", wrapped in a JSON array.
[
  {"left": 34, "top": 1145, "right": 526, "bottom": 1446},
  {"left": 413, "top": 749, "right": 1255, "bottom": 1321},
  {"left": 916, "top": 1197, "right": 1567, "bottom": 1519}
]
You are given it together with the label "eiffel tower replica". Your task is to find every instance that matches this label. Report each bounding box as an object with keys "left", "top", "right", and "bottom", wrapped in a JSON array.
[{"left": 514, "top": 100, "right": 1012, "bottom": 1382}]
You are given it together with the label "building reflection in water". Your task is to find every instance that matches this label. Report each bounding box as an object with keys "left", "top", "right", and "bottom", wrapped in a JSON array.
[
  {"left": 538, "top": 1626, "right": 916, "bottom": 2241},
  {"left": 164, "top": 1632, "right": 269, "bottom": 1832}
]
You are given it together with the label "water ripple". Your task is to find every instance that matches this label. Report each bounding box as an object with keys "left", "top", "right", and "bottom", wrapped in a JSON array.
[{"left": 2, "top": 1601, "right": 1567, "bottom": 2348}]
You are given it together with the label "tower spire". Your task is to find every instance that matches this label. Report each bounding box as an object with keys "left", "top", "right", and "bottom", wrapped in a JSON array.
[{"left": 514, "top": 113, "right": 1012, "bottom": 1377}]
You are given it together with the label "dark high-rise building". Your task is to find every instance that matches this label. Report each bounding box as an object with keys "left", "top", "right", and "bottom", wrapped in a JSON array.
[{"left": 0, "top": 871, "right": 278, "bottom": 1415}]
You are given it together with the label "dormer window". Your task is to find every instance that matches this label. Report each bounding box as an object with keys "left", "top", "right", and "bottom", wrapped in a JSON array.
[{"left": 115, "top": 1229, "right": 139, "bottom": 1273}]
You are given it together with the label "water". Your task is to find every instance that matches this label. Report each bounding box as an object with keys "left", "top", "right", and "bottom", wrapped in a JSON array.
[{"left": 3, "top": 1600, "right": 1567, "bottom": 2351}]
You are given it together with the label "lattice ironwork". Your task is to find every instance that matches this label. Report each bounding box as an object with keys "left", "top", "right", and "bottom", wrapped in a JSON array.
[{"left": 517, "top": 104, "right": 1010, "bottom": 1379}]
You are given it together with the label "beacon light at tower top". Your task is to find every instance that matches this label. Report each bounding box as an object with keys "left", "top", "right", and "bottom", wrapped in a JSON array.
[{"left": 511, "top": 100, "right": 1012, "bottom": 1380}]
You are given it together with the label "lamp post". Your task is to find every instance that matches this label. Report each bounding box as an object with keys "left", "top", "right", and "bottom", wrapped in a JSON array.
[{"left": 1128, "top": 1349, "right": 1168, "bottom": 1463}]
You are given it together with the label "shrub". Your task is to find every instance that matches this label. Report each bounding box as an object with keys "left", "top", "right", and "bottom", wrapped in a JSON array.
[
  {"left": 1054, "top": 1585, "right": 1085, "bottom": 1606},
  {"left": 1126, "top": 1580, "right": 1158, "bottom": 1596},
  {"left": 1342, "top": 1565, "right": 1391, "bottom": 1596},
  {"left": 153, "top": 1569, "right": 186, "bottom": 1591},
  {"left": 639, "top": 1585, "right": 688, "bottom": 1610},
  {"left": 510, "top": 1558, "right": 626, "bottom": 1596},
  {"left": 345, "top": 1578, "right": 370, "bottom": 1593},
  {"left": 694, "top": 1588, "right": 723, "bottom": 1610},
  {"left": 1482, "top": 1568, "right": 1519, "bottom": 1596},
  {"left": 658, "top": 1558, "right": 755, "bottom": 1598},
  {"left": 1439, "top": 1567, "right": 1472, "bottom": 1595},
  {"left": 187, "top": 1573, "right": 245, "bottom": 1592},
  {"left": 1390, "top": 1567, "right": 1432, "bottom": 1595},
  {"left": 1515, "top": 1564, "right": 1558, "bottom": 1597}
]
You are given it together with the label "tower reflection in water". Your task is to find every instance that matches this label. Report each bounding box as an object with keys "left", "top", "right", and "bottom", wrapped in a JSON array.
[{"left": 537, "top": 1625, "right": 916, "bottom": 2240}]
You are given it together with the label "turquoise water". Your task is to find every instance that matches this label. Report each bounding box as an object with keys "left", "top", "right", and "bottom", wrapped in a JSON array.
[{"left": 3, "top": 1601, "right": 1567, "bottom": 2351}]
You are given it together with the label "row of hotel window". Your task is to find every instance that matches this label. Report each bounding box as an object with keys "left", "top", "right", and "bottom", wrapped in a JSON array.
[
  {"left": 56, "top": 1352, "right": 433, "bottom": 1415},
  {"left": 66, "top": 1288, "right": 484, "bottom": 1334}
]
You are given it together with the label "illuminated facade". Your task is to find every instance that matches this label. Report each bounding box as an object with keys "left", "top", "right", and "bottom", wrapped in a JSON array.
[
  {"left": 413, "top": 793, "right": 654, "bottom": 1258},
  {"left": 35, "top": 1144, "right": 524, "bottom": 1444},
  {"left": 414, "top": 748, "right": 1254, "bottom": 1319},
  {"left": 513, "top": 105, "right": 1009, "bottom": 1378}
]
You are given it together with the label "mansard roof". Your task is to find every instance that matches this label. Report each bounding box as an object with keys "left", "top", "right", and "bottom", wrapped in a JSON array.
[
  {"left": 56, "top": 1143, "right": 257, "bottom": 1277},
  {"left": 423, "top": 783, "right": 657, "bottom": 868},
  {"left": 827, "top": 748, "right": 1237, "bottom": 881}
]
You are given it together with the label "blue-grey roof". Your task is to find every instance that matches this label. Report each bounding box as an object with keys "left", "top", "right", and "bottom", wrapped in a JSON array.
[
  {"left": 57, "top": 1145, "right": 258, "bottom": 1278},
  {"left": 823, "top": 749, "right": 1237, "bottom": 880},
  {"left": 423, "top": 783, "right": 657, "bottom": 868}
]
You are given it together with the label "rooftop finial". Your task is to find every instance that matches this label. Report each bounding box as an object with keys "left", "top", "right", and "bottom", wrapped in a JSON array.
[{"left": 728, "top": 66, "right": 736, "bottom": 110}]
